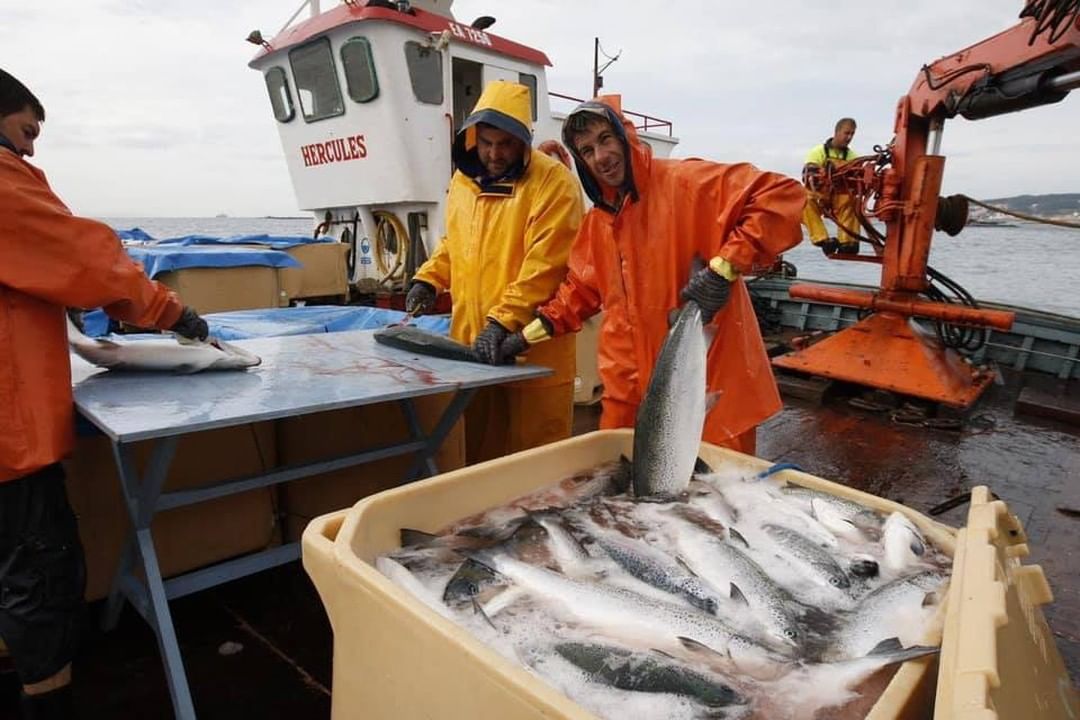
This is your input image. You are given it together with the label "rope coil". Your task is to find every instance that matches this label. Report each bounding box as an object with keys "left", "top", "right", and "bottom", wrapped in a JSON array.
[{"left": 372, "top": 209, "right": 409, "bottom": 286}]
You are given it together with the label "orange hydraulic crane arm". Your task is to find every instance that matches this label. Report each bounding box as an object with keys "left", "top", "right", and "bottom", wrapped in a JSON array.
[
  {"left": 779, "top": 3, "right": 1080, "bottom": 407},
  {"left": 905, "top": 10, "right": 1080, "bottom": 122},
  {"left": 805, "top": 3, "right": 1080, "bottom": 299},
  {"left": 882, "top": 7, "right": 1080, "bottom": 295}
]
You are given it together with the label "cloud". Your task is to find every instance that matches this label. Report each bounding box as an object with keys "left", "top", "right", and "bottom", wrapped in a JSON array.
[{"left": 6, "top": 0, "right": 1078, "bottom": 216}]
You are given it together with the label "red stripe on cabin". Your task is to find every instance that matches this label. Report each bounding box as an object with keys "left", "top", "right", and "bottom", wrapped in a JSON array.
[{"left": 250, "top": 3, "right": 551, "bottom": 68}]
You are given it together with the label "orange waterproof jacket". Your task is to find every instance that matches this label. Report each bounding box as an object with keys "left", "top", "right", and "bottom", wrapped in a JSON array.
[
  {"left": 0, "top": 150, "right": 184, "bottom": 482},
  {"left": 539, "top": 98, "right": 805, "bottom": 444}
]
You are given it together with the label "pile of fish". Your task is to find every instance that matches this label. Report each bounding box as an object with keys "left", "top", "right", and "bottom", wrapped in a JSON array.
[{"left": 377, "top": 460, "right": 951, "bottom": 720}]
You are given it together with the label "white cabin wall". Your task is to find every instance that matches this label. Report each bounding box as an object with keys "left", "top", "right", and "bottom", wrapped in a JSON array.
[{"left": 260, "top": 23, "right": 453, "bottom": 212}]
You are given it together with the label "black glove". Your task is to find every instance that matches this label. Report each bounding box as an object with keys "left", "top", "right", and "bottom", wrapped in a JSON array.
[
  {"left": 680, "top": 266, "right": 732, "bottom": 324},
  {"left": 498, "top": 331, "right": 530, "bottom": 362},
  {"left": 170, "top": 306, "right": 209, "bottom": 341},
  {"left": 498, "top": 312, "right": 553, "bottom": 363},
  {"left": 405, "top": 281, "right": 436, "bottom": 315},
  {"left": 473, "top": 320, "right": 511, "bottom": 365},
  {"left": 66, "top": 308, "right": 86, "bottom": 333}
]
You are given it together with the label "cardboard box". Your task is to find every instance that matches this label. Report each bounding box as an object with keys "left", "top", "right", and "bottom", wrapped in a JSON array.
[
  {"left": 156, "top": 266, "right": 286, "bottom": 314},
  {"left": 277, "top": 392, "right": 465, "bottom": 542},
  {"left": 64, "top": 423, "right": 279, "bottom": 601},
  {"left": 279, "top": 243, "right": 350, "bottom": 301}
]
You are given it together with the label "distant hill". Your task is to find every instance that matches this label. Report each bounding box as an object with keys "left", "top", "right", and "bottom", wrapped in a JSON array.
[{"left": 982, "top": 193, "right": 1080, "bottom": 217}]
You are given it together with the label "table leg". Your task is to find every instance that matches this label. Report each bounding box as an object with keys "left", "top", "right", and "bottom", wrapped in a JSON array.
[
  {"left": 102, "top": 437, "right": 175, "bottom": 629},
  {"left": 136, "top": 527, "right": 196, "bottom": 720},
  {"left": 100, "top": 436, "right": 196, "bottom": 719},
  {"left": 400, "top": 387, "right": 477, "bottom": 481}
]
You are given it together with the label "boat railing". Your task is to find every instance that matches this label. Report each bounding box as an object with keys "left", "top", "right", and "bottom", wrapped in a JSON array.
[
  {"left": 280, "top": 0, "right": 323, "bottom": 34},
  {"left": 549, "top": 91, "right": 674, "bottom": 137}
]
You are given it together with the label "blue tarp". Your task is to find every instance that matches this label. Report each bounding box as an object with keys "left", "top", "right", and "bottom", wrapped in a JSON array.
[
  {"left": 208, "top": 306, "right": 451, "bottom": 339},
  {"left": 125, "top": 245, "right": 301, "bottom": 278},
  {"left": 150, "top": 234, "right": 334, "bottom": 249},
  {"left": 115, "top": 227, "right": 156, "bottom": 242},
  {"left": 81, "top": 310, "right": 112, "bottom": 338},
  {"left": 80, "top": 306, "right": 451, "bottom": 340}
]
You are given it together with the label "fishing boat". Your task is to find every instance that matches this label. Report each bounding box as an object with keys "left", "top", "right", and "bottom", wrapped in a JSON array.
[
  {"left": 967, "top": 216, "right": 1017, "bottom": 227},
  {"left": 244, "top": 0, "right": 677, "bottom": 296},
  {"left": 13, "top": 1, "right": 1077, "bottom": 718}
]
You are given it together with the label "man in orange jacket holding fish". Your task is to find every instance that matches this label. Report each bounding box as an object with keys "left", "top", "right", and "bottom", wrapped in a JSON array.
[
  {"left": 498, "top": 96, "right": 805, "bottom": 455},
  {"left": 0, "top": 68, "right": 207, "bottom": 719}
]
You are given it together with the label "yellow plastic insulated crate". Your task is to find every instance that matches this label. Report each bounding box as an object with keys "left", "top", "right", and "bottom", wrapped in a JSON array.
[
  {"left": 301, "top": 429, "right": 1012, "bottom": 720},
  {"left": 934, "top": 486, "right": 1079, "bottom": 719}
]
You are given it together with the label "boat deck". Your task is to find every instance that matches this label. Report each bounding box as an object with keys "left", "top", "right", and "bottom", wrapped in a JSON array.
[
  {"left": 758, "top": 367, "right": 1080, "bottom": 686},
  {"left": 1, "top": 369, "right": 1076, "bottom": 718}
]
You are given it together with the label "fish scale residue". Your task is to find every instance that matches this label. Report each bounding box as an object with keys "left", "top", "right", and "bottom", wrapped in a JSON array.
[{"left": 376, "top": 459, "right": 951, "bottom": 720}]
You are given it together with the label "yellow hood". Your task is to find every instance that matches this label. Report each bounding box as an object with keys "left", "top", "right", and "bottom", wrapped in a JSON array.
[{"left": 461, "top": 80, "right": 533, "bottom": 151}]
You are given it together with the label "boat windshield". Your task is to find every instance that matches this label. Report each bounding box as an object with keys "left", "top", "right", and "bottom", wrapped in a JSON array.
[{"left": 290, "top": 37, "right": 345, "bottom": 121}]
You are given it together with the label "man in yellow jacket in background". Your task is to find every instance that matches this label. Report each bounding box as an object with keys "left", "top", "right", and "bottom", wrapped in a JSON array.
[
  {"left": 406, "top": 81, "right": 583, "bottom": 463},
  {"left": 802, "top": 117, "right": 860, "bottom": 255}
]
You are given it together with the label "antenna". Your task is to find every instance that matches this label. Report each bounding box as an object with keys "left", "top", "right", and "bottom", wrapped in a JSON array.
[{"left": 592, "top": 37, "right": 622, "bottom": 97}]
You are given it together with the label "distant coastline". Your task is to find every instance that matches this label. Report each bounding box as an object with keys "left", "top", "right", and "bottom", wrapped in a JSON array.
[{"left": 980, "top": 192, "right": 1080, "bottom": 221}]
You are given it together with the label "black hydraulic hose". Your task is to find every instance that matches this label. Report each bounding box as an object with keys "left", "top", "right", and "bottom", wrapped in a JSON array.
[
  {"left": 1020, "top": 0, "right": 1080, "bottom": 45},
  {"left": 923, "top": 265, "right": 989, "bottom": 354}
]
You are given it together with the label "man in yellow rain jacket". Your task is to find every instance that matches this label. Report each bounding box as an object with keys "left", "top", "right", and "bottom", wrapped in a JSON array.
[
  {"left": 406, "top": 81, "right": 583, "bottom": 463},
  {"left": 803, "top": 117, "right": 860, "bottom": 254}
]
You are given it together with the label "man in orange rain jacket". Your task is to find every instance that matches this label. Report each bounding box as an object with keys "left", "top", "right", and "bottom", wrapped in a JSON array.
[
  {"left": 0, "top": 68, "right": 207, "bottom": 719},
  {"left": 499, "top": 97, "right": 805, "bottom": 455}
]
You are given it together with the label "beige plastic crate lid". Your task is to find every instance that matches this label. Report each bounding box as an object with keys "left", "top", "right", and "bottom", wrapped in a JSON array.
[{"left": 934, "top": 486, "right": 1079, "bottom": 719}]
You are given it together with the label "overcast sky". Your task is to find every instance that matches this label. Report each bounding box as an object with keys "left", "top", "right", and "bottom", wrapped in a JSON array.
[{"left": 3, "top": 0, "right": 1077, "bottom": 217}]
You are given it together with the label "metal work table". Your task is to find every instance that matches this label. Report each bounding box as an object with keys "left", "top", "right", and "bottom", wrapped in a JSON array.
[{"left": 71, "top": 329, "right": 550, "bottom": 720}]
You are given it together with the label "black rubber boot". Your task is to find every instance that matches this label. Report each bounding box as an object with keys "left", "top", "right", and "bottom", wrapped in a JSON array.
[
  {"left": 20, "top": 685, "right": 74, "bottom": 720},
  {"left": 816, "top": 238, "right": 839, "bottom": 255}
]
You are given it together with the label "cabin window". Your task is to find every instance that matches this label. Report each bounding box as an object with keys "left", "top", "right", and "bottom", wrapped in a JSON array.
[
  {"left": 518, "top": 73, "right": 538, "bottom": 121},
  {"left": 289, "top": 38, "right": 345, "bottom": 122},
  {"left": 341, "top": 37, "right": 379, "bottom": 103},
  {"left": 264, "top": 67, "right": 295, "bottom": 123},
  {"left": 404, "top": 41, "right": 443, "bottom": 105}
]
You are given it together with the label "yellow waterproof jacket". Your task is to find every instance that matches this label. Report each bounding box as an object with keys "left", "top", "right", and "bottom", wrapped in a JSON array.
[
  {"left": 413, "top": 81, "right": 583, "bottom": 386},
  {"left": 805, "top": 140, "right": 857, "bottom": 166}
]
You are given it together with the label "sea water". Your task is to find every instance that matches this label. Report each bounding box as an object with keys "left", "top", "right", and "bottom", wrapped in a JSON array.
[{"left": 101, "top": 216, "right": 1080, "bottom": 318}]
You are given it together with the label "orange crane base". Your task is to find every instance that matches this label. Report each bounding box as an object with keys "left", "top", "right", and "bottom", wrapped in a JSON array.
[{"left": 772, "top": 311, "right": 997, "bottom": 408}]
